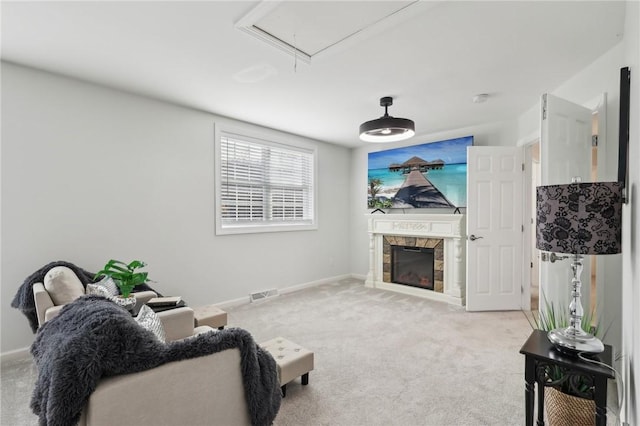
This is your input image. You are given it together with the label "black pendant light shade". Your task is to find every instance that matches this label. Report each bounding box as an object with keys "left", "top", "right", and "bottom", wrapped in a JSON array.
[{"left": 359, "top": 97, "right": 415, "bottom": 143}]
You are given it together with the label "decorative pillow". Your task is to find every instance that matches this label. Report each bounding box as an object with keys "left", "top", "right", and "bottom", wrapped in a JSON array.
[
  {"left": 85, "top": 283, "right": 113, "bottom": 299},
  {"left": 94, "top": 276, "right": 119, "bottom": 296},
  {"left": 43, "top": 266, "right": 85, "bottom": 305},
  {"left": 135, "top": 305, "right": 166, "bottom": 343}
]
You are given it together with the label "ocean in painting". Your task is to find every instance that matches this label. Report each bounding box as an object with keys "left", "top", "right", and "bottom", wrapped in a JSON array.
[
  {"left": 367, "top": 135, "right": 472, "bottom": 208},
  {"left": 368, "top": 164, "right": 468, "bottom": 207}
]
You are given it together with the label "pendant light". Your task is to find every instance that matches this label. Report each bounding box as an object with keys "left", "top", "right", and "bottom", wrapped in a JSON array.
[{"left": 359, "top": 96, "right": 415, "bottom": 143}]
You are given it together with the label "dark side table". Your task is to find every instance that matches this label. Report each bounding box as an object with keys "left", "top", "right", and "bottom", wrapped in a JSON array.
[
  {"left": 520, "top": 330, "right": 614, "bottom": 426},
  {"left": 130, "top": 299, "right": 187, "bottom": 316}
]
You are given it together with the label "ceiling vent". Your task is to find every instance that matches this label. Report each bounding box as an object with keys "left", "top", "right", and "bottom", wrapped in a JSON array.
[{"left": 235, "top": 1, "right": 426, "bottom": 63}]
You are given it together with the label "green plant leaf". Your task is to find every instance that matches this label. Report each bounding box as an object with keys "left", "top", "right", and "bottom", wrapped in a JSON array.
[
  {"left": 127, "top": 260, "right": 146, "bottom": 270},
  {"left": 96, "top": 259, "right": 150, "bottom": 296},
  {"left": 106, "top": 264, "right": 129, "bottom": 274}
]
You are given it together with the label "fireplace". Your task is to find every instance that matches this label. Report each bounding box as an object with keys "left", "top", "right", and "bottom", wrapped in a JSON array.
[
  {"left": 366, "top": 214, "right": 466, "bottom": 305},
  {"left": 392, "top": 246, "right": 434, "bottom": 290},
  {"left": 384, "top": 236, "right": 444, "bottom": 292}
]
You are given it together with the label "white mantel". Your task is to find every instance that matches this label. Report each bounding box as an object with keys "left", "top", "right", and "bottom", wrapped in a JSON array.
[{"left": 365, "top": 213, "right": 466, "bottom": 305}]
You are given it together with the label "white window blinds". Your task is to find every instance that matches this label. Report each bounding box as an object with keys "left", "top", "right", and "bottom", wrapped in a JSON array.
[{"left": 219, "top": 132, "right": 315, "bottom": 231}]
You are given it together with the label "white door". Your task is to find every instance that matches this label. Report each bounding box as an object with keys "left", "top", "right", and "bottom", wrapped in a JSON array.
[
  {"left": 466, "top": 146, "right": 523, "bottom": 311},
  {"left": 539, "top": 94, "right": 593, "bottom": 312}
]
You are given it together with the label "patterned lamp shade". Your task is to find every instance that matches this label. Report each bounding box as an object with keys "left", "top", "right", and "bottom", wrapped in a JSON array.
[{"left": 536, "top": 182, "right": 623, "bottom": 255}]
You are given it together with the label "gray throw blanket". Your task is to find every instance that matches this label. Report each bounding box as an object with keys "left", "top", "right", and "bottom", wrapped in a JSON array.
[
  {"left": 11, "top": 261, "right": 159, "bottom": 333},
  {"left": 31, "top": 296, "right": 281, "bottom": 426}
]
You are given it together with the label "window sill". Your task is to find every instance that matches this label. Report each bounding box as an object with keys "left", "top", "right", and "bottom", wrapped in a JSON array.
[{"left": 215, "top": 222, "right": 318, "bottom": 235}]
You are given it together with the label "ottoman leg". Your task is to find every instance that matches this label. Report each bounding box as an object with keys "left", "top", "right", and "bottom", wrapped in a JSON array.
[
  {"left": 302, "top": 373, "right": 309, "bottom": 386},
  {"left": 281, "top": 384, "right": 287, "bottom": 398}
]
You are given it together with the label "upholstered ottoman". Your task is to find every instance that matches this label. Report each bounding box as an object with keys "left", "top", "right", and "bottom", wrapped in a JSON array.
[
  {"left": 260, "top": 337, "right": 314, "bottom": 397},
  {"left": 192, "top": 305, "right": 227, "bottom": 330}
]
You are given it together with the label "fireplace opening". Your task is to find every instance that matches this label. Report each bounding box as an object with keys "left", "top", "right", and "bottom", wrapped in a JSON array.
[{"left": 391, "top": 245, "right": 435, "bottom": 290}]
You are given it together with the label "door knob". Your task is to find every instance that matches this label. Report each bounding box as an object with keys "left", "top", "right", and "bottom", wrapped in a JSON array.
[
  {"left": 540, "top": 252, "right": 569, "bottom": 263},
  {"left": 469, "top": 234, "right": 483, "bottom": 241}
]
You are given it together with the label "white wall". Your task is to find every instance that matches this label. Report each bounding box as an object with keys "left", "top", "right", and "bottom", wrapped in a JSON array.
[
  {"left": 349, "top": 120, "right": 518, "bottom": 276},
  {"left": 621, "top": 0, "right": 639, "bottom": 422},
  {"left": 1, "top": 62, "right": 352, "bottom": 354}
]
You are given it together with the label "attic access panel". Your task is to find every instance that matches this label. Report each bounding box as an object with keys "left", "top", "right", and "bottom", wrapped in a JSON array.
[{"left": 236, "top": 1, "right": 416, "bottom": 62}]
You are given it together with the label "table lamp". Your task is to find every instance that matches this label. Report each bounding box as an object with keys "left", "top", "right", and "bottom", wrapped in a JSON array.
[{"left": 536, "top": 180, "right": 622, "bottom": 353}]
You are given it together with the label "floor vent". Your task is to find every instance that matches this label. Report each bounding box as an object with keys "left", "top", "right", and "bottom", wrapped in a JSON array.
[{"left": 249, "top": 289, "right": 279, "bottom": 303}]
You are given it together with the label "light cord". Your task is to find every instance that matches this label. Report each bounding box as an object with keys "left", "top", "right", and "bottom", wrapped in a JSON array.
[
  {"left": 577, "top": 351, "right": 624, "bottom": 425},
  {"left": 293, "top": 33, "right": 297, "bottom": 73}
]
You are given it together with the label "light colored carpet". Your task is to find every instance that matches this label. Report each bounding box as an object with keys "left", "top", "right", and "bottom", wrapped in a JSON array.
[{"left": 2, "top": 278, "right": 535, "bottom": 425}]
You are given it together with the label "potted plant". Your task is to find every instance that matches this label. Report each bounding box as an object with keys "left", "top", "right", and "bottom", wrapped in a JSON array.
[
  {"left": 94, "top": 260, "right": 150, "bottom": 308},
  {"left": 526, "top": 301, "right": 607, "bottom": 426}
]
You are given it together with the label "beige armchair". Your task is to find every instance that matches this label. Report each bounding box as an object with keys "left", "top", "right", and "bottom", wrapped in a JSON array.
[
  {"left": 80, "top": 348, "right": 251, "bottom": 425},
  {"left": 32, "top": 264, "right": 158, "bottom": 328},
  {"left": 78, "top": 307, "right": 250, "bottom": 426},
  {"left": 32, "top": 282, "right": 157, "bottom": 326}
]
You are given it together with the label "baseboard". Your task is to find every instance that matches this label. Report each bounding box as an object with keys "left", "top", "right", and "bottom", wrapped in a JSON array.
[
  {"left": 215, "top": 273, "right": 362, "bottom": 309},
  {"left": 279, "top": 274, "right": 353, "bottom": 295},
  {"left": 215, "top": 295, "right": 252, "bottom": 310},
  {"left": 0, "top": 347, "right": 30, "bottom": 363}
]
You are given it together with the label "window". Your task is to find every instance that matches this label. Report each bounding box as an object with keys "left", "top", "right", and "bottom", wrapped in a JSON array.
[{"left": 215, "top": 129, "right": 316, "bottom": 235}]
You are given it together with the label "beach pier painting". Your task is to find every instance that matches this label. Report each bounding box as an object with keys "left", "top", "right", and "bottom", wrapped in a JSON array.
[{"left": 367, "top": 136, "right": 473, "bottom": 209}]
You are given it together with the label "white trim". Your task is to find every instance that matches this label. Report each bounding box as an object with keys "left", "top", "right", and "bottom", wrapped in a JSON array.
[
  {"left": 593, "top": 93, "right": 608, "bottom": 180},
  {"left": 234, "top": 0, "right": 312, "bottom": 63},
  {"left": 349, "top": 273, "right": 368, "bottom": 281},
  {"left": 522, "top": 142, "right": 537, "bottom": 311},
  {"left": 214, "top": 122, "right": 318, "bottom": 235},
  {"left": 236, "top": 27, "right": 313, "bottom": 64},
  {"left": 234, "top": 1, "right": 439, "bottom": 64},
  {"left": 218, "top": 222, "right": 318, "bottom": 235},
  {"left": 213, "top": 274, "right": 355, "bottom": 310},
  {"left": 592, "top": 93, "right": 608, "bottom": 332},
  {"left": 280, "top": 274, "right": 353, "bottom": 295},
  {"left": 0, "top": 347, "right": 30, "bottom": 363},
  {"left": 517, "top": 131, "right": 540, "bottom": 147}
]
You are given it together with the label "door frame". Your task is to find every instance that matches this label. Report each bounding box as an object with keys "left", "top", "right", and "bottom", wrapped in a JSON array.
[
  {"left": 586, "top": 93, "right": 608, "bottom": 325},
  {"left": 520, "top": 135, "right": 539, "bottom": 311}
]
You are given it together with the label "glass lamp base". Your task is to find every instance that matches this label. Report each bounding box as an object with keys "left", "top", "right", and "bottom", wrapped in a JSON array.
[{"left": 548, "top": 328, "right": 604, "bottom": 354}]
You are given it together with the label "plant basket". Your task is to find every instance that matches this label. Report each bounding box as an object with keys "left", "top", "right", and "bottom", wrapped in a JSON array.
[
  {"left": 544, "top": 387, "right": 595, "bottom": 426},
  {"left": 113, "top": 295, "right": 136, "bottom": 311}
]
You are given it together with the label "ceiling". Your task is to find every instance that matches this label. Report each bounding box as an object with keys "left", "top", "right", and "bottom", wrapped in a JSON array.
[{"left": 0, "top": 1, "right": 627, "bottom": 148}]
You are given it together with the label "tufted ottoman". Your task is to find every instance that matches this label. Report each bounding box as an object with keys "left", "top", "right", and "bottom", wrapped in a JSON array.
[
  {"left": 261, "top": 337, "right": 314, "bottom": 397},
  {"left": 191, "top": 305, "right": 227, "bottom": 330}
]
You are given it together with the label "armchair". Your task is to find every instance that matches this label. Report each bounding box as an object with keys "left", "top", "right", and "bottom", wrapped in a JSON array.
[
  {"left": 30, "top": 297, "right": 281, "bottom": 426},
  {"left": 79, "top": 348, "right": 251, "bottom": 426},
  {"left": 78, "top": 307, "right": 252, "bottom": 426},
  {"left": 32, "top": 266, "right": 156, "bottom": 327}
]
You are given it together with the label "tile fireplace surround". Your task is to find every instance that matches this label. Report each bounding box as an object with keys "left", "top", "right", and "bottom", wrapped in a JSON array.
[{"left": 365, "top": 214, "right": 466, "bottom": 306}]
